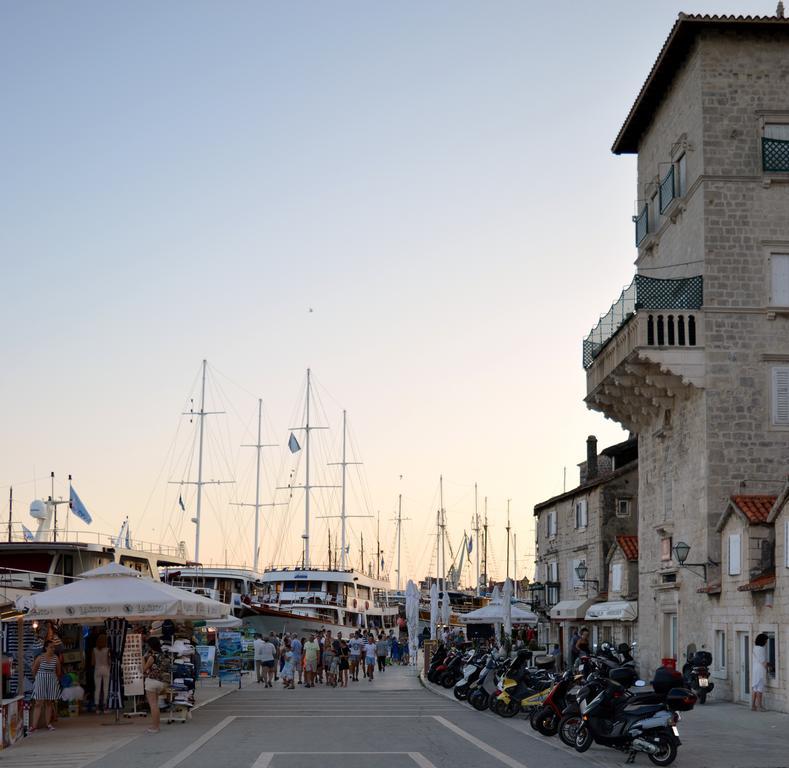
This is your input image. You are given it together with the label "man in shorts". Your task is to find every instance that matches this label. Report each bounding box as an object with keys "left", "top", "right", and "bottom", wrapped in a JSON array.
[
  {"left": 255, "top": 634, "right": 277, "bottom": 687},
  {"left": 268, "top": 632, "right": 281, "bottom": 681},
  {"left": 303, "top": 634, "right": 320, "bottom": 688},
  {"left": 348, "top": 631, "right": 362, "bottom": 681}
]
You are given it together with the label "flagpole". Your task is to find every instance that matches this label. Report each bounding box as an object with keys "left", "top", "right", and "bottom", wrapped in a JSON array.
[{"left": 66, "top": 474, "right": 72, "bottom": 540}]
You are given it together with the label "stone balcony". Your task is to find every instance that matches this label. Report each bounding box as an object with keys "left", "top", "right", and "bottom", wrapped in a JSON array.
[{"left": 582, "top": 276, "right": 704, "bottom": 433}]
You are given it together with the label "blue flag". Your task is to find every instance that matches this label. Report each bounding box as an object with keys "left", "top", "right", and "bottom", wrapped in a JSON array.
[
  {"left": 178, "top": 494, "right": 186, "bottom": 512},
  {"left": 69, "top": 486, "right": 93, "bottom": 524},
  {"left": 288, "top": 432, "right": 301, "bottom": 453},
  {"left": 467, "top": 536, "right": 473, "bottom": 554},
  {"left": 381, "top": 555, "right": 385, "bottom": 570},
  {"left": 22, "top": 524, "right": 34, "bottom": 542}
]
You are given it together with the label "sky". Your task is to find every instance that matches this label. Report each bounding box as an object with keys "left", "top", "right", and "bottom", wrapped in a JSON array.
[{"left": 0, "top": 0, "right": 773, "bottom": 586}]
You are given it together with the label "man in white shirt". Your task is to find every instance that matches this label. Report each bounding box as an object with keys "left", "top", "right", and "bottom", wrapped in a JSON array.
[{"left": 254, "top": 633, "right": 277, "bottom": 687}]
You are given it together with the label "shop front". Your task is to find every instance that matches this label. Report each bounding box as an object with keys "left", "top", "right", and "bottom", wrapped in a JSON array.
[
  {"left": 583, "top": 600, "right": 638, "bottom": 649},
  {"left": 549, "top": 597, "right": 599, "bottom": 667}
]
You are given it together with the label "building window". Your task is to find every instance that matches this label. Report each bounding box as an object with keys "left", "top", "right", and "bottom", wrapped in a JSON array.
[
  {"left": 650, "top": 190, "right": 660, "bottom": 233},
  {"left": 548, "top": 561, "right": 558, "bottom": 583},
  {"left": 728, "top": 534, "right": 742, "bottom": 576},
  {"left": 715, "top": 630, "right": 726, "bottom": 673},
  {"left": 676, "top": 153, "right": 687, "bottom": 196},
  {"left": 660, "top": 536, "right": 673, "bottom": 562},
  {"left": 771, "top": 367, "right": 789, "bottom": 427},
  {"left": 547, "top": 509, "right": 557, "bottom": 538},
  {"left": 616, "top": 498, "right": 631, "bottom": 518},
  {"left": 785, "top": 521, "right": 789, "bottom": 569},
  {"left": 611, "top": 563, "right": 623, "bottom": 593},
  {"left": 762, "top": 123, "right": 789, "bottom": 173},
  {"left": 575, "top": 498, "right": 588, "bottom": 529},
  {"left": 769, "top": 253, "right": 789, "bottom": 306},
  {"left": 764, "top": 631, "right": 777, "bottom": 682},
  {"left": 659, "top": 166, "right": 676, "bottom": 213},
  {"left": 546, "top": 583, "right": 560, "bottom": 606}
]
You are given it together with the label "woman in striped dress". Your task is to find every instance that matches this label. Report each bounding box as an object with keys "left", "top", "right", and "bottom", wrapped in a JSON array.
[{"left": 31, "top": 640, "right": 62, "bottom": 731}]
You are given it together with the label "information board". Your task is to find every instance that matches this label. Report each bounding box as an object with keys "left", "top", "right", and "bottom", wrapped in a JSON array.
[
  {"left": 121, "top": 634, "right": 144, "bottom": 696},
  {"left": 196, "top": 645, "right": 216, "bottom": 677},
  {"left": 217, "top": 631, "right": 242, "bottom": 687}
]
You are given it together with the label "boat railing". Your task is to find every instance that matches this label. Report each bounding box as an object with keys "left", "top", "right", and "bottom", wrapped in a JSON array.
[
  {"left": 0, "top": 566, "right": 84, "bottom": 592},
  {"left": 262, "top": 563, "right": 357, "bottom": 573}
]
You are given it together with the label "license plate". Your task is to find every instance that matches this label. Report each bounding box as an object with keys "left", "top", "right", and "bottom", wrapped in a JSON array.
[
  {"left": 672, "top": 726, "right": 679, "bottom": 737},
  {"left": 699, "top": 678, "right": 709, "bottom": 687}
]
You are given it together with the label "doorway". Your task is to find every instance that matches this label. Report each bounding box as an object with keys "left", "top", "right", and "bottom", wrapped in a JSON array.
[{"left": 736, "top": 632, "right": 750, "bottom": 701}]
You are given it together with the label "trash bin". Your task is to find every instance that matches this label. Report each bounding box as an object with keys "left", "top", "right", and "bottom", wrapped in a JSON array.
[{"left": 660, "top": 657, "right": 677, "bottom": 671}]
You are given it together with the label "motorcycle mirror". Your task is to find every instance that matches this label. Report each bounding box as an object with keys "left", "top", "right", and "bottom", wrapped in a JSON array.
[{"left": 634, "top": 680, "right": 646, "bottom": 687}]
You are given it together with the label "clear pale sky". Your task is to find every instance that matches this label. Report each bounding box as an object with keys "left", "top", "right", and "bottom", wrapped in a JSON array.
[{"left": 0, "top": 1, "right": 770, "bottom": 585}]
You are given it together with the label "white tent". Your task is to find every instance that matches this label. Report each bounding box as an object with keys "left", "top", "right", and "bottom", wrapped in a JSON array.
[
  {"left": 429, "top": 582, "right": 438, "bottom": 640},
  {"left": 18, "top": 563, "right": 229, "bottom": 623},
  {"left": 405, "top": 580, "right": 420, "bottom": 664},
  {"left": 502, "top": 578, "right": 513, "bottom": 638},
  {"left": 459, "top": 602, "right": 538, "bottom": 625}
]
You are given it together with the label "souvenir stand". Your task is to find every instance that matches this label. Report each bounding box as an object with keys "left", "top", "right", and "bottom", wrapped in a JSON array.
[
  {"left": 163, "top": 637, "right": 195, "bottom": 723},
  {"left": 121, "top": 633, "right": 145, "bottom": 717}
]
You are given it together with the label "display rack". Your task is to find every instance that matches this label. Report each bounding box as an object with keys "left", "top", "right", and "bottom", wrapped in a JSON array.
[{"left": 163, "top": 638, "right": 195, "bottom": 724}]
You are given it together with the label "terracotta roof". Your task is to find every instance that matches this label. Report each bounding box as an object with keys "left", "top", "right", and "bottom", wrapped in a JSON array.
[
  {"left": 737, "top": 572, "right": 776, "bottom": 593},
  {"left": 697, "top": 583, "right": 721, "bottom": 595},
  {"left": 613, "top": 14, "right": 789, "bottom": 154},
  {"left": 730, "top": 495, "right": 777, "bottom": 524},
  {"left": 616, "top": 535, "right": 639, "bottom": 562}
]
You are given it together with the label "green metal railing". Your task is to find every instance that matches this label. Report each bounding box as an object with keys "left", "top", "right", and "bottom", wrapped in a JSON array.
[
  {"left": 582, "top": 275, "right": 703, "bottom": 368},
  {"left": 634, "top": 205, "right": 648, "bottom": 246},
  {"left": 763, "top": 137, "right": 789, "bottom": 173},
  {"left": 659, "top": 166, "right": 676, "bottom": 213}
]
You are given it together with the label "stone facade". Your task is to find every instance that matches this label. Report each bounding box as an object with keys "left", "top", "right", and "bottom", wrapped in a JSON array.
[{"left": 584, "top": 16, "right": 789, "bottom": 686}]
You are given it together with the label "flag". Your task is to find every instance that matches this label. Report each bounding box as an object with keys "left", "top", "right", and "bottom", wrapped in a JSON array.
[
  {"left": 125, "top": 525, "right": 132, "bottom": 549},
  {"left": 22, "top": 525, "right": 34, "bottom": 542},
  {"left": 178, "top": 494, "right": 186, "bottom": 512},
  {"left": 69, "top": 486, "right": 92, "bottom": 524},
  {"left": 381, "top": 555, "right": 385, "bottom": 570},
  {"left": 467, "top": 536, "right": 473, "bottom": 555},
  {"left": 288, "top": 432, "right": 301, "bottom": 453}
]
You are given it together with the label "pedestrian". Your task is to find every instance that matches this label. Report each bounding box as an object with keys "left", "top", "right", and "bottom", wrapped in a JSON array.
[
  {"left": 253, "top": 633, "right": 266, "bottom": 684},
  {"left": 257, "top": 634, "right": 277, "bottom": 687},
  {"left": 364, "top": 634, "right": 377, "bottom": 682},
  {"left": 575, "top": 627, "right": 590, "bottom": 660},
  {"left": 400, "top": 636, "right": 409, "bottom": 665},
  {"left": 142, "top": 637, "right": 169, "bottom": 735},
  {"left": 569, "top": 628, "right": 581, "bottom": 664},
  {"left": 281, "top": 639, "right": 295, "bottom": 690},
  {"left": 390, "top": 631, "right": 400, "bottom": 664},
  {"left": 752, "top": 633, "right": 770, "bottom": 711},
  {"left": 304, "top": 634, "right": 320, "bottom": 688},
  {"left": 291, "top": 635, "right": 303, "bottom": 686},
  {"left": 349, "top": 631, "right": 362, "bottom": 681},
  {"left": 30, "top": 639, "right": 62, "bottom": 732},
  {"left": 376, "top": 632, "right": 388, "bottom": 673},
  {"left": 92, "top": 633, "right": 110, "bottom": 714},
  {"left": 550, "top": 642, "right": 562, "bottom": 672},
  {"left": 338, "top": 638, "right": 350, "bottom": 687},
  {"left": 269, "top": 632, "right": 281, "bottom": 681},
  {"left": 323, "top": 630, "right": 336, "bottom": 687}
]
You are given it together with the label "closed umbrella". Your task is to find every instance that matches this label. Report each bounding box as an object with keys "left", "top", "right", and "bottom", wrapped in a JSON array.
[
  {"left": 502, "top": 578, "right": 513, "bottom": 641},
  {"left": 104, "top": 618, "right": 127, "bottom": 712},
  {"left": 429, "top": 582, "right": 438, "bottom": 640},
  {"left": 440, "top": 590, "right": 451, "bottom": 629},
  {"left": 405, "top": 580, "right": 420, "bottom": 665}
]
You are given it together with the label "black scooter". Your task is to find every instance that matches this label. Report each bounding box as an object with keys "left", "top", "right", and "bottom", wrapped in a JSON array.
[{"left": 682, "top": 650, "right": 714, "bottom": 704}]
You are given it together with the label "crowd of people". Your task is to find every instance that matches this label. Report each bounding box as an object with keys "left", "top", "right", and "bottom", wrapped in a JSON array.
[{"left": 253, "top": 628, "right": 411, "bottom": 689}]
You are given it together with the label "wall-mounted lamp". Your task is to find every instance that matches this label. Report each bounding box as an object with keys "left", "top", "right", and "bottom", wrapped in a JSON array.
[
  {"left": 672, "top": 541, "right": 718, "bottom": 580},
  {"left": 574, "top": 562, "right": 599, "bottom": 592}
]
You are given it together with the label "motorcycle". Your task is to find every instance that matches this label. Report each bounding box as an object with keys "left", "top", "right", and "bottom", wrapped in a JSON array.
[
  {"left": 426, "top": 643, "right": 448, "bottom": 684},
  {"left": 468, "top": 653, "right": 509, "bottom": 711},
  {"left": 439, "top": 648, "right": 470, "bottom": 689},
  {"left": 531, "top": 669, "right": 583, "bottom": 736},
  {"left": 492, "top": 651, "right": 556, "bottom": 718},
  {"left": 453, "top": 650, "right": 486, "bottom": 700},
  {"left": 682, "top": 650, "right": 714, "bottom": 704},
  {"left": 573, "top": 666, "right": 696, "bottom": 766}
]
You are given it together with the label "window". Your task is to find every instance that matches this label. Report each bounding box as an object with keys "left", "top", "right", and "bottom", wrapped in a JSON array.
[
  {"left": 570, "top": 559, "right": 583, "bottom": 589},
  {"left": 660, "top": 536, "right": 673, "bottom": 562},
  {"left": 769, "top": 254, "right": 789, "bottom": 306},
  {"left": 650, "top": 190, "right": 660, "bottom": 233},
  {"left": 659, "top": 166, "right": 676, "bottom": 213},
  {"left": 715, "top": 630, "right": 726, "bottom": 672},
  {"left": 663, "top": 468, "right": 673, "bottom": 520},
  {"left": 764, "top": 632, "right": 777, "bottom": 681},
  {"left": 676, "top": 153, "right": 687, "bottom": 196},
  {"left": 616, "top": 499, "right": 631, "bottom": 518},
  {"left": 765, "top": 123, "right": 789, "bottom": 140},
  {"left": 547, "top": 561, "right": 558, "bottom": 582},
  {"left": 611, "top": 563, "right": 623, "bottom": 593},
  {"left": 763, "top": 123, "right": 789, "bottom": 173},
  {"left": 575, "top": 499, "right": 588, "bottom": 529},
  {"left": 772, "top": 367, "right": 789, "bottom": 427},
  {"left": 728, "top": 534, "right": 742, "bottom": 576},
  {"left": 785, "top": 521, "right": 789, "bottom": 568},
  {"left": 547, "top": 509, "right": 557, "bottom": 538}
]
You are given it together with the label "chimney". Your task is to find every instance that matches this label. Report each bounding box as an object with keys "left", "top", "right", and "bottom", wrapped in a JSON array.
[
  {"left": 778, "top": 1, "right": 785, "bottom": 19},
  {"left": 586, "top": 435, "right": 599, "bottom": 481}
]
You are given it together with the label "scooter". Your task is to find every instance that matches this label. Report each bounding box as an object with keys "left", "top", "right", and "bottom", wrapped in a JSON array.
[
  {"left": 426, "top": 644, "right": 448, "bottom": 683},
  {"left": 453, "top": 651, "right": 486, "bottom": 700},
  {"left": 439, "top": 648, "right": 470, "bottom": 688},
  {"left": 531, "top": 669, "right": 583, "bottom": 736},
  {"left": 492, "top": 651, "right": 556, "bottom": 718},
  {"left": 682, "top": 650, "right": 714, "bottom": 704},
  {"left": 468, "top": 654, "right": 509, "bottom": 711}
]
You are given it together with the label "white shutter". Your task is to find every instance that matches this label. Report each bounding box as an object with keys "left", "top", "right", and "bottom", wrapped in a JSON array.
[
  {"left": 770, "top": 254, "right": 789, "bottom": 306},
  {"left": 765, "top": 123, "right": 789, "bottom": 140},
  {"left": 773, "top": 367, "right": 789, "bottom": 426},
  {"left": 612, "top": 563, "right": 623, "bottom": 593},
  {"left": 728, "top": 534, "right": 742, "bottom": 576},
  {"left": 549, "top": 561, "right": 558, "bottom": 582},
  {"left": 785, "top": 521, "right": 789, "bottom": 569}
]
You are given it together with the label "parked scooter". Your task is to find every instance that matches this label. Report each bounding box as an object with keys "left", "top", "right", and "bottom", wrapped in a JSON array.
[
  {"left": 453, "top": 650, "right": 486, "bottom": 700},
  {"left": 426, "top": 644, "right": 448, "bottom": 684},
  {"left": 492, "top": 651, "right": 557, "bottom": 718},
  {"left": 531, "top": 669, "right": 583, "bottom": 736},
  {"left": 439, "top": 647, "right": 469, "bottom": 688},
  {"left": 682, "top": 649, "right": 714, "bottom": 704},
  {"left": 468, "top": 653, "right": 509, "bottom": 711}
]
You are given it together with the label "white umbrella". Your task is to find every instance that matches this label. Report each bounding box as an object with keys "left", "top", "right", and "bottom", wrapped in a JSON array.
[
  {"left": 459, "top": 602, "right": 538, "bottom": 624},
  {"left": 440, "top": 589, "right": 451, "bottom": 628},
  {"left": 405, "top": 580, "right": 420, "bottom": 665},
  {"left": 18, "top": 562, "right": 229, "bottom": 622},
  {"left": 429, "top": 582, "right": 438, "bottom": 640},
  {"left": 502, "top": 578, "right": 513, "bottom": 639},
  {"left": 490, "top": 585, "right": 501, "bottom": 604}
]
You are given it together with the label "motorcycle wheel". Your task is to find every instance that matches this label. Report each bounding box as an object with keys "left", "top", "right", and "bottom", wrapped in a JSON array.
[
  {"left": 470, "top": 691, "right": 489, "bottom": 711},
  {"left": 440, "top": 671, "right": 457, "bottom": 689},
  {"left": 534, "top": 706, "right": 560, "bottom": 737},
  {"left": 427, "top": 670, "right": 439, "bottom": 683},
  {"left": 454, "top": 684, "right": 469, "bottom": 701},
  {"left": 559, "top": 715, "right": 582, "bottom": 748},
  {"left": 574, "top": 724, "right": 593, "bottom": 753},
  {"left": 697, "top": 691, "right": 707, "bottom": 705},
  {"left": 647, "top": 734, "right": 678, "bottom": 766},
  {"left": 528, "top": 707, "right": 542, "bottom": 731},
  {"left": 497, "top": 699, "right": 520, "bottom": 718}
]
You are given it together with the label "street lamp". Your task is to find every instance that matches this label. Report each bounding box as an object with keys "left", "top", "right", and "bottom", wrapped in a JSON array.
[
  {"left": 574, "top": 561, "right": 599, "bottom": 592},
  {"left": 672, "top": 540, "right": 718, "bottom": 580}
]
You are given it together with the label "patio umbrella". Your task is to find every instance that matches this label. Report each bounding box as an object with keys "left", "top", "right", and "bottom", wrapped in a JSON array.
[
  {"left": 18, "top": 562, "right": 229, "bottom": 622},
  {"left": 429, "top": 582, "right": 438, "bottom": 640},
  {"left": 440, "top": 589, "right": 451, "bottom": 628},
  {"left": 104, "top": 617, "right": 127, "bottom": 711},
  {"left": 405, "top": 580, "right": 420, "bottom": 665},
  {"left": 502, "top": 578, "right": 513, "bottom": 640},
  {"left": 459, "top": 603, "right": 538, "bottom": 624}
]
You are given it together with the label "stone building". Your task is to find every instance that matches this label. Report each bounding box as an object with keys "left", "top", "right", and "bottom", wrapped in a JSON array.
[
  {"left": 582, "top": 13, "right": 789, "bottom": 683},
  {"left": 533, "top": 436, "right": 638, "bottom": 665}
]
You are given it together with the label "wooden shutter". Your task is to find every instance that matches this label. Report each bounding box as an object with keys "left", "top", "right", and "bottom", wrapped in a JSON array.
[
  {"left": 612, "top": 563, "right": 623, "bottom": 593},
  {"left": 773, "top": 367, "right": 789, "bottom": 426}
]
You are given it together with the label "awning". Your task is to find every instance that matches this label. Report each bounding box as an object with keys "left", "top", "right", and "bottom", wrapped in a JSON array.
[
  {"left": 584, "top": 601, "right": 638, "bottom": 622},
  {"left": 549, "top": 598, "right": 598, "bottom": 621}
]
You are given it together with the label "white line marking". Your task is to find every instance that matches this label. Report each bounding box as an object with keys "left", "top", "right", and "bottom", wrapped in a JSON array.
[
  {"left": 433, "top": 715, "right": 528, "bottom": 768},
  {"left": 251, "top": 754, "right": 274, "bottom": 768},
  {"left": 155, "top": 716, "right": 236, "bottom": 768},
  {"left": 409, "top": 753, "right": 440, "bottom": 768}
]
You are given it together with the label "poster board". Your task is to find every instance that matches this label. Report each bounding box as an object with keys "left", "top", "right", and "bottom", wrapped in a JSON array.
[
  {"left": 196, "top": 645, "right": 216, "bottom": 677},
  {"left": 217, "top": 631, "right": 242, "bottom": 688},
  {"left": 122, "top": 634, "right": 144, "bottom": 697}
]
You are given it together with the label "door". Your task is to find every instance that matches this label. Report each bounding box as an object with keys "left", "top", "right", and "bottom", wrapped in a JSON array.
[{"left": 737, "top": 632, "right": 750, "bottom": 701}]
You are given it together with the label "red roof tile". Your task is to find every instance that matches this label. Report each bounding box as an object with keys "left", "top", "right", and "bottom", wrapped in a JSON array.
[
  {"left": 737, "top": 572, "right": 776, "bottom": 592},
  {"left": 730, "top": 495, "right": 777, "bottom": 524},
  {"left": 616, "top": 535, "right": 639, "bottom": 562}
]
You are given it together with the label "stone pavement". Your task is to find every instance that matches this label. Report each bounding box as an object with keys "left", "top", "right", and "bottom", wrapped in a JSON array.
[{"left": 421, "top": 669, "right": 789, "bottom": 768}]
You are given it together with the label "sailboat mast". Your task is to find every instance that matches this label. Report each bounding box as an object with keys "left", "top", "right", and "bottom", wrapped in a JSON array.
[
  {"left": 513, "top": 532, "right": 518, "bottom": 600},
  {"left": 253, "top": 399, "right": 262, "bottom": 571},
  {"left": 483, "top": 496, "right": 488, "bottom": 591},
  {"left": 376, "top": 510, "right": 380, "bottom": 579},
  {"left": 304, "top": 368, "right": 312, "bottom": 568},
  {"left": 194, "top": 359, "right": 207, "bottom": 562},
  {"left": 340, "top": 409, "right": 347, "bottom": 569},
  {"left": 506, "top": 498, "right": 511, "bottom": 582},
  {"left": 396, "top": 494, "right": 402, "bottom": 591},
  {"left": 474, "top": 483, "right": 480, "bottom": 596},
  {"left": 440, "top": 475, "right": 446, "bottom": 598},
  {"left": 7, "top": 486, "right": 12, "bottom": 544}
]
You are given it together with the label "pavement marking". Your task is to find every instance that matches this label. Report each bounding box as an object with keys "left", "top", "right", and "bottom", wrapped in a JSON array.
[
  {"left": 433, "top": 715, "right": 528, "bottom": 768},
  {"left": 155, "top": 716, "right": 236, "bottom": 768},
  {"left": 250, "top": 754, "right": 274, "bottom": 768},
  {"left": 248, "top": 753, "right": 436, "bottom": 768},
  {"left": 408, "top": 753, "right": 439, "bottom": 768}
]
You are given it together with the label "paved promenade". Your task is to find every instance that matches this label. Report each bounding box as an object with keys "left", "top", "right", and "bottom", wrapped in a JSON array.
[{"left": 0, "top": 663, "right": 786, "bottom": 768}]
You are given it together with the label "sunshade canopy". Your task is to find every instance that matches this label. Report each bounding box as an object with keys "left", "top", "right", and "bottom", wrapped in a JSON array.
[
  {"left": 549, "top": 597, "right": 599, "bottom": 621},
  {"left": 18, "top": 562, "right": 229, "bottom": 623},
  {"left": 460, "top": 602, "right": 537, "bottom": 625},
  {"left": 584, "top": 600, "right": 638, "bottom": 622}
]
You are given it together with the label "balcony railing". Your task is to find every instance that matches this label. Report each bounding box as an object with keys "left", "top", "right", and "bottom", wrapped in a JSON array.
[
  {"left": 582, "top": 275, "right": 703, "bottom": 368},
  {"left": 634, "top": 205, "right": 648, "bottom": 246},
  {"left": 659, "top": 166, "right": 676, "bottom": 213},
  {"left": 763, "top": 137, "right": 789, "bottom": 172}
]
